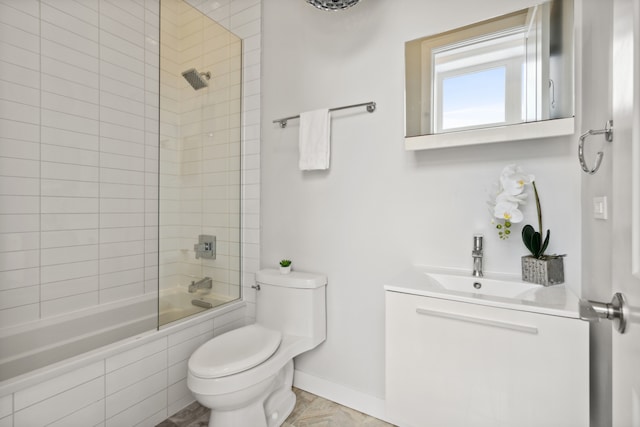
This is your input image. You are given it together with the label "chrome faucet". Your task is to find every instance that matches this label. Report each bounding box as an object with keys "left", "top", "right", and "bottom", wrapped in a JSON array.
[
  {"left": 189, "top": 277, "right": 212, "bottom": 293},
  {"left": 472, "top": 234, "right": 483, "bottom": 277}
]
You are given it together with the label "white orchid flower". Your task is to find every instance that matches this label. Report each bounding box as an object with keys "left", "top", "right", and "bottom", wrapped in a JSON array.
[
  {"left": 493, "top": 200, "right": 524, "bottom": 223},
  {"left": 499, "top": 164, "right": 535, "bottom": 195},
  {"left": 496, "top": 191, "right": 528, "bottom": 205}
]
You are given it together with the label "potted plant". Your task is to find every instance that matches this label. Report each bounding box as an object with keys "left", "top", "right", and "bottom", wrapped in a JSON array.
[
  {"left": 491, "top": 165, "right": 564, "bottom": 286},
  {"left": 279, "top": 259, "right": 292, "bottom": 274}
]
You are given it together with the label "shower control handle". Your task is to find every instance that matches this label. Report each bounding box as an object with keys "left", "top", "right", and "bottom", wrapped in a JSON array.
[{"left": 194, "top": 235, "right": 216, "bottom": 259}]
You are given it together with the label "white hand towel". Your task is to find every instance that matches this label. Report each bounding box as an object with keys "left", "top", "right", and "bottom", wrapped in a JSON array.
[{"left": 299, "top": 108, "right": 331, "bottom": 170}]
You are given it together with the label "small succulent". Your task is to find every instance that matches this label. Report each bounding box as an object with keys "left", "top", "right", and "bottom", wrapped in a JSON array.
[{"left": 279, "top": 259, "right": 292, "bottom": 267}]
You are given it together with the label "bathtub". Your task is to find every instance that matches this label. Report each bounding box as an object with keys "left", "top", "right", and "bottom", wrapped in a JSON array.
[
  {"left": 159, "top": 288, "right": 235, "bottom": 326},
  {"left": 0, "top": 288, "right": 236, "bottom": 384}
]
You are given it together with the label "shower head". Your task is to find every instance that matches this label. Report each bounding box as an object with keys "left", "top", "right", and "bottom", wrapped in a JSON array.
[
  {"left": 182, "top": 68, "right": 211, "bottom": 90},
  {"left": 306, "top": 0, "right": 361, "bottom": 11}
]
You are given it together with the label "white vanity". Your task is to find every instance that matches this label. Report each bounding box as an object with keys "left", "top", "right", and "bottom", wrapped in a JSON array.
[{"left": 385, "top": 267, "right": 589, "bottom": 427}]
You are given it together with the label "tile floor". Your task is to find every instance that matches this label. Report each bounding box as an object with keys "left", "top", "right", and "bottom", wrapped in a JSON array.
[{"left": 157, "top": 388, "right": 396, "bottom": 427}]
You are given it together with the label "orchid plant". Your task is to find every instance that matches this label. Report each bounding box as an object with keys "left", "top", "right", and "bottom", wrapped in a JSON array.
[{"left": 490, "top": 165, "right": 551, "bottom": 259}]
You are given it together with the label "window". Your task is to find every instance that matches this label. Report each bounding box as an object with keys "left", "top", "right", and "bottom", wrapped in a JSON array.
[{"left": 431, "top": 29, "right": 527, "bottom": 132}]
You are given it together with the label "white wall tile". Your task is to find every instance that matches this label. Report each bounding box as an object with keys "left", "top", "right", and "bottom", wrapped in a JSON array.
[
  {"left": 41, "top": 197, "right": 99, "bottom": 214},
  {"left": 41, "top": 291, "right": 99, "bottom": 318},
  {"left": 106, "top": 336, "right": 166, "bottom": 373},
  {"left": 41, "top": 245, "right": 98, "bottom": 266},
  {"left": 99, "top": 268, "right": 144, "bottom": 289},
  {"left": 14, "top": 377, "right": 104, "bottom": 426},
  {"left": 41, "top": 213, "right": 99, "bottom": 231},
  {"left": 42, "top": 109, "right": 99, "bottom": 135},
  {"left": 105, "top": 390, "right": 166, "bottom": 427},
  {"left": 0, "top": 249, "right": 39, "bottom": 271},
  {"left": 15, "top": 361, "right": 104, "bottom": 410},
  {"left": 41, "top": 276, "right": 99, "bottom": 301},
  {"left": 41, "top": 57, "right": 99, "bottom": 89},
  {"left": 41, "top": 38, "right": 100, "bottom": 74},
  {"left": 0, "top": 138, "right": 39, "bottom": 160},
  {"left": 0, "top": 22, "right": 40, "bottom": 53},
  {"left": 106, "top": 370, "right": 166, "bottom": 418},
  {"left": 42, "top": 74, "right": 100, "bottom": 104},
  {"left": 41, "top": 260, "right": 99, "bottom": 283},
  {"left": 41, "top": 4, "right": 99, "bottom": 43},
  {"left": 0, "top": 231, "right": 39, "bottom": 254},
  {"left": 41, "top": 144, "right": 99, "bottom": 166},
  {"left": 99, "top": 282, "right": 144, "bottom": 303},
  {"left": 41, "top": 229, "right": 99, "bottom": 248},
  {"left": 0, "top": 285, "right": 39, "bottom": 310},
  {"left": 47, "top": 399, "right": 105, "bottom": 427},
  {"left": 0, "top": 268, "right": 39, "bottom": 291},
  {"left": 106, "top": 350, "right": 166, "bottom": 394},
  {"left": 41, "top": 127, "right": 99, "bottom": 151},
  {"left": 40, "top": 0, "right": 99, "bottom": 27},
  {"left": 0, "top": 303, "right": 39, "bottom": 327},
  {"left": 167, "top": 330, "right": 212, "bottom": 366},
  {"left": 42, "top": 90, "right": 99, "bottom": 119}
]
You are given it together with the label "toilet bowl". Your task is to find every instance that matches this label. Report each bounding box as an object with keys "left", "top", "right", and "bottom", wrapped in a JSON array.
[{"left": 187, "top": 269, "right": 327, "bottom": 427}]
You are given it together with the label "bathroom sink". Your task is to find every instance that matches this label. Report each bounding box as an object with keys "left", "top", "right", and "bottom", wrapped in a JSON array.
[
  {"left": 384, "top": 266, "right": 580, "bottom": 319},
  {"left": 426, "top": 272, "right": 540, "bottom": 299}
]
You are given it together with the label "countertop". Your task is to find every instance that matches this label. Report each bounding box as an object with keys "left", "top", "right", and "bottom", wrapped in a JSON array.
[{"left": 383, "top": 265, "right": 583, "bottom": 319}]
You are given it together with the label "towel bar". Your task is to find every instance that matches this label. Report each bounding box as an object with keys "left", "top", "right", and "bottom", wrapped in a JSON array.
[{"left": 273, "top": 101, "right": 376, "bottom": 128}]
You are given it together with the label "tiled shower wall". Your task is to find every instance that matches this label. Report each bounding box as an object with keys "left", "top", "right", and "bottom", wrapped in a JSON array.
[
  {"left": 0, "top": 0, "right": 161, "bottom": 328},
  {"left": 0, "top": 0, "right": 261, "bottom": 425},
  {"left": 0, "top": 0, "right": 262, "bottom": 327}
]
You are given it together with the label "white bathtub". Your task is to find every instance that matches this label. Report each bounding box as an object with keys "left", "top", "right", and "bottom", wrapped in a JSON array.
[
  {"left": 0, "top": 288, "right": 235, "bottom": 384},
  {"left": 159, "top": 288, "right": 235, "bottom": 326}
]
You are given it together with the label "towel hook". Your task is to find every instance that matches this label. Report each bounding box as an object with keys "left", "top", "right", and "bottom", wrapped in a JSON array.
[{"left": 578, "top": 120, "right": 613, "bottom": 175}]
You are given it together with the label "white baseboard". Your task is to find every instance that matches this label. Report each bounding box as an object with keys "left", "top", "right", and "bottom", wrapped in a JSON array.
[{"left": 293, "top": 369, "right": 393, "bottom": 424}]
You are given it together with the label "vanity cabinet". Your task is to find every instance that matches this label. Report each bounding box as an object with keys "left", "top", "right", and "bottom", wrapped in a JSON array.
[{"left": 385, "top": 291, "right": 589, "bottom": 427}]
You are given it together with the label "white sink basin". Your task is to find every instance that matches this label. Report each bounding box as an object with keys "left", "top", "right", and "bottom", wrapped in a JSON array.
[
  {"left": 384, "top": 266, "right": 580, "bottom": 318},
  {"left": 426, "top": 273, "right": 539, "bottom": 299}
]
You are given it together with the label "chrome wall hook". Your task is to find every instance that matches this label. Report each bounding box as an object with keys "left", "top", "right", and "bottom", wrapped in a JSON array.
[{"left": 578, "top": 120, "right": 613, "bottom": 175}]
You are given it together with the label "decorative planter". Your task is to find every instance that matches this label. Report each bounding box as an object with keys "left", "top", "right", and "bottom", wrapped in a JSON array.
[
  {"left": 521, "top": 255, "right": 564, "bottom": 286},
  {"left": 279, "top": 266, "right": 291, "bottom": 274}
]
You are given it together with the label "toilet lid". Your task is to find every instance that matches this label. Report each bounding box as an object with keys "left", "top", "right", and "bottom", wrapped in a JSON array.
[{"left": 188, "top": 324, "right": 282, "bottom": 379}]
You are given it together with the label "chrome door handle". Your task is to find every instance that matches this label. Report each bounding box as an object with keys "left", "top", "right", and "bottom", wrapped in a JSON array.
[{"left": 579, "top": 292, "right": 628, "bottom": 334}]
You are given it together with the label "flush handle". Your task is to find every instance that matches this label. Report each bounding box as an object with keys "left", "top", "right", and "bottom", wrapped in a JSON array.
[{"left": 579, "top": 292, "right": 628, "bottom": 334}]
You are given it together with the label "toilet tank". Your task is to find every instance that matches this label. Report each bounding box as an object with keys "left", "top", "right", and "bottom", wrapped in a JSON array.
[{"left": 255, "top": 269, "right": 327, "bottom": 345}]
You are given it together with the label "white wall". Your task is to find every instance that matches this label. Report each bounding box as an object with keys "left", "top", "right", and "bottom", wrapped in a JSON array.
[{"left": 262, "top": 0, "right": 583, "bottom": 405}]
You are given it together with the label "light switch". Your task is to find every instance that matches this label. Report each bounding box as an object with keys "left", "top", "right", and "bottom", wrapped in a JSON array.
[{"left": 593, "top": 196, "right": 608, "bottom": 220}]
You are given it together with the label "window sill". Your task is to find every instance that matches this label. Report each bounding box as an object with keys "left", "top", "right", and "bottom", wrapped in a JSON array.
[{"left": 404, "top": 117, "right": 575, "bottom": 151}]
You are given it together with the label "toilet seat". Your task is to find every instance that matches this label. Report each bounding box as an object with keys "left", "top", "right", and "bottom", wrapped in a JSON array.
[{"left": 189, "top": 324, "right": 282, "bottom": 379}]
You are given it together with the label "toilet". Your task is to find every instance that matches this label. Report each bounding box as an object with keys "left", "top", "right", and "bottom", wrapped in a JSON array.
[{"left": 187, "top": 269, "right": 327, "bottom": 427}]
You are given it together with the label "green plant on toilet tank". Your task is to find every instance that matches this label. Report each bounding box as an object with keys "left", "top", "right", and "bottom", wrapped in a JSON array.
[
  {"left": 489, "top": 165, "right": 564, "bottom": 285},
  {"left": 279, "top": 259, "right": 292, "bottom": 274}
]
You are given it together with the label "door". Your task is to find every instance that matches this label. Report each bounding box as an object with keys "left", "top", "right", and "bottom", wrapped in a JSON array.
[{"left": 611, "top": 0, "right": 640, "bottom": 426}]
